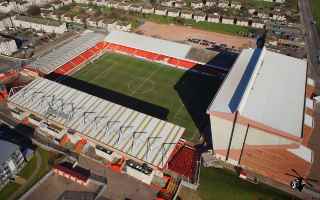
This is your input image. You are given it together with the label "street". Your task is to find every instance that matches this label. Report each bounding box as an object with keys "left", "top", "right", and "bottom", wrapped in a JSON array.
[{"left": 299, "top": 0, "right": 320, "bottom": 88}]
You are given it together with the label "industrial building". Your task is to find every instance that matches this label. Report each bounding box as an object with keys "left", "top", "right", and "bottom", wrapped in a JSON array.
[
  {"left": 207, "top": 47, "right": 315, "bottom": 184},
  {"left": 0, "top": 139, "right": 25, "bottom": 188}
]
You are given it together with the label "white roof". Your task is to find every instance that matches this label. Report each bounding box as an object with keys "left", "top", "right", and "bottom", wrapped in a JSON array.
[
  {"left": 104, "top": 31, "right": 192, "bottom": 60},
  {"left": 30, "top": 31, "right": 105, "bottom": 74},
  {"left": 208, "top": 48, "right": 307, "bottom": 137},
  {"left": 9, "top": 78, "right": 185, "bottom": 168}
]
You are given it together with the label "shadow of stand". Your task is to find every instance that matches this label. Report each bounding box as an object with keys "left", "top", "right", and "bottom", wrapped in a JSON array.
[
  {"left": 45, "top": 73, "right": 169, "bottom": 120},
  {"left": 174, "top": 50, "right": 238, "bottom": 147}
]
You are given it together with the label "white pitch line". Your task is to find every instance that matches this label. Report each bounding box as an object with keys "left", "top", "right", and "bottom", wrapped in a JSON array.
[{"left": 130, "top": 67, "right": 161, "bottom": 96}]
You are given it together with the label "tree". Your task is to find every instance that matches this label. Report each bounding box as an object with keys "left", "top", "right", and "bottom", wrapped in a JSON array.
[{"left": 27, "top": 5, "right": 41, "bottom": 16}]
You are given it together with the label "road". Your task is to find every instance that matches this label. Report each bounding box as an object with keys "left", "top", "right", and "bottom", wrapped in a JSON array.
[{"left": 299, "top": 0, "right": 320, "bottom": 88}]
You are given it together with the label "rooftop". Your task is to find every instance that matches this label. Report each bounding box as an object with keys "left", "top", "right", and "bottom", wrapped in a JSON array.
[
  {"left": 208, "top": 47, "right": 307, "bottom": 137},
  {"left": 104, "top": 31, "right": 192, "bottom": 60},
  {"left": 9, "top": 78, "right": 185, "bottom": 168},
  {"left": 15, "top": 15, "right": 62, "bottom": 27}
]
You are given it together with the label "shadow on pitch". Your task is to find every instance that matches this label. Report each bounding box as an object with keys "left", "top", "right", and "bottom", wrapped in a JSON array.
[
  {"left": 174, "top": 50, "right": 238, "bottom": 146},
  {"left": 45, "top": 73, "right": 169, "bottom": 120}
]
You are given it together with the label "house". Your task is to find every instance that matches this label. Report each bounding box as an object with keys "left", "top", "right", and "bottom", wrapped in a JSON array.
[
  {"left": 142, "top": 5, "right": 154, "bottom": 14},
  {"left": 237, "top": 17, "right": 249, "bottom": 27},
  {"left": 0, "top": 37, "right": 18, "bottom": 56},
  {"left": 205, "top": 0, "right": 216, "bottom": 7},
  {"left": 48, "top": 12, "right": 60, "bottom": 21},
  {"left": 180, "top": 10, "right": 193, "bottom": 19},
  {"left": 0, "top": 2, "right": 13, "bottom": 13},
  {"left": 207, "top": 14, "right": 220, "bottom": 23},
  {"left": 52, "top": 0, "right": 64, "bottom": 10},
  {"left": 106, "top": 0, "right": 119, "bottom": 8},
  {"left": 96, "top": 0, "right": 108, "bottom": 6},
  {"left": 98, "top": 18, "right": 115, "bottom": 29},
  {"left": 175, "top": 1, "right": 187, "bottom": 8},
  {"left": 0, "top": 140, "right": 25, "bottom": 188},
  {"left": 0, "top": 15, "right": 13, "bottom": 31},
  {"left": 217, "top": 0, "right": 229, "bottom": 8},
  {"left": 263, "top": 0, "right": 285, "bottom": 3},
  {"left": 118, "top": 2, "right": 131, "bottom": 11},
  {"left": 73, "top": 0, "right": 90, "bottom": 4},
  {"left": 252, "top": 19, "right": 265, "bottom": 29},
  {"left": 191, "top": 0, "right": 204, "bottom": 9},
  {"left": 113, "top": 21, "right": 132, "bottom": 32},
  {"left": 129, "top": 4, "right": 142, "bottom": 12},
  {"left": 168, "top": 8, "right": 181, "bottom": 17},
  {"left": 161, "top": 0, "right": 175, "bottom": 7},
  {"left": 257, "top": 12, "right": 268, "bottom": 19},
  {"left": 230, "top": 2, "right": 241, "bottom": 9},
  {"left": 207, "top": 47, "right": 313, "bottom": 186},
  {"left": 221, "top": 16, "right": 234, "bottom": 25},
  {"left": 61, "top": 14, "right": 72, "bottom": 22},
  {"left": 193, "top": 12, "right": 206, "bottom": 22},
  {"left": 86, "top": 18, "right": 97, "bottom": 27},
  {"left": 155, "top": 7, "right": 168, "bottom": 16},
  {"left": 62, "top": 0, "right": 73, "bottom": 5},
  {"left": 13, "top": 15, "right": 67, "bottom": 34},
  {"left": 73, "top": 16, "right": 84, "bottom": 24}
]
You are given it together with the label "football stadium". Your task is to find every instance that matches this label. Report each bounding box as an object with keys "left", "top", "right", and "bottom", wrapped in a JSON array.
[
  {"left": 7, "top": 30, "right": 229, "bottom": 199},
  {"left": 6, "top": 29, "right": 313, "bottom": 199}
]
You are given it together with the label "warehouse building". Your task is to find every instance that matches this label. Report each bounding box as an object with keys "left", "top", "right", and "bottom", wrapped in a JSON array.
[
  {"left": 207, "top": 47, "right": 315, "bottom": 184},
  {"left": 0, "top": 140, "right": 25, "bottom": 188}
]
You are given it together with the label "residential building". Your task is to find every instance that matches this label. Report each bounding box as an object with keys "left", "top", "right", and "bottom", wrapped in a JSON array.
[
  {"left": 0, "top": 140, "right": 25, "bottom": 188},
  {"left": 0, "top": 37, "right": 18, "bottom": 56},
  {"left": 13, "top": 15, "right": 67, "bottom": 34}
]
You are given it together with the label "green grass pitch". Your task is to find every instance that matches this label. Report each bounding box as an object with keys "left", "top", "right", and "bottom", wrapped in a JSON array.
[{"left": 70, "top": 52, "right": 223, "bottom": 142}]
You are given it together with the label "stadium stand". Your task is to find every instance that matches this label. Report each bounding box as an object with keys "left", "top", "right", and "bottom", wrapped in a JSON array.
[
  {"left": 167, "top": 142, "right": 199, "bottom": 183},
  {"left": 29, "top": 31, "right": 106, "bottom": 74},
  {"left": 103, "top": 31, "right": 226, "bottom": 71},
  {"left": 53, "top": 41, "right": 107, "bottom": 76}
]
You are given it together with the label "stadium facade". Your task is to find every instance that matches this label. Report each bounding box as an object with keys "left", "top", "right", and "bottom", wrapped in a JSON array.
[{"left": 207, "top": 47, "right": 315, "bottom": 184}]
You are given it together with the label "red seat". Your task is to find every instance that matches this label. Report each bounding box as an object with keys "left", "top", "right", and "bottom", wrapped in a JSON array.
[{"left": 167, "top": 144, "right": 198, "bottom": 182}]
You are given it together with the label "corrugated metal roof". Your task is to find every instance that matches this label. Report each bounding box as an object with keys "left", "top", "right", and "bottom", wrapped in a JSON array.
[
  {"left": 30, "top": 31, "right": 106, "bottom": 74},
  {"left": 9, "top": 78, "right": 184, "bottom": 168},
  {"left": 104, "top": 31, "right": 192, "bottom": 60},
  {"left": 208, "top": 48, "right": 307, "bottom": 138}
]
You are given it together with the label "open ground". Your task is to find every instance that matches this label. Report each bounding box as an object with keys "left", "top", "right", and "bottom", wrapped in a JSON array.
[{"left": 136, "top": 21, "right": 255, "bottom": 49}]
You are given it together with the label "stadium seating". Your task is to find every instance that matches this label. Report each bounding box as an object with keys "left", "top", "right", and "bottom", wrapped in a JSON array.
[
  {"left": 167, "top": 142, "right": 198, "bottom": 182},
  {"left": 53, "top": 41, "right": 107, "bottom": 76},
  {"left": 31, "top": 32, "right": 106, "bottom": 74},
  {"left": 104, "top": 42, "right": 198, "bottom": 70}
]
